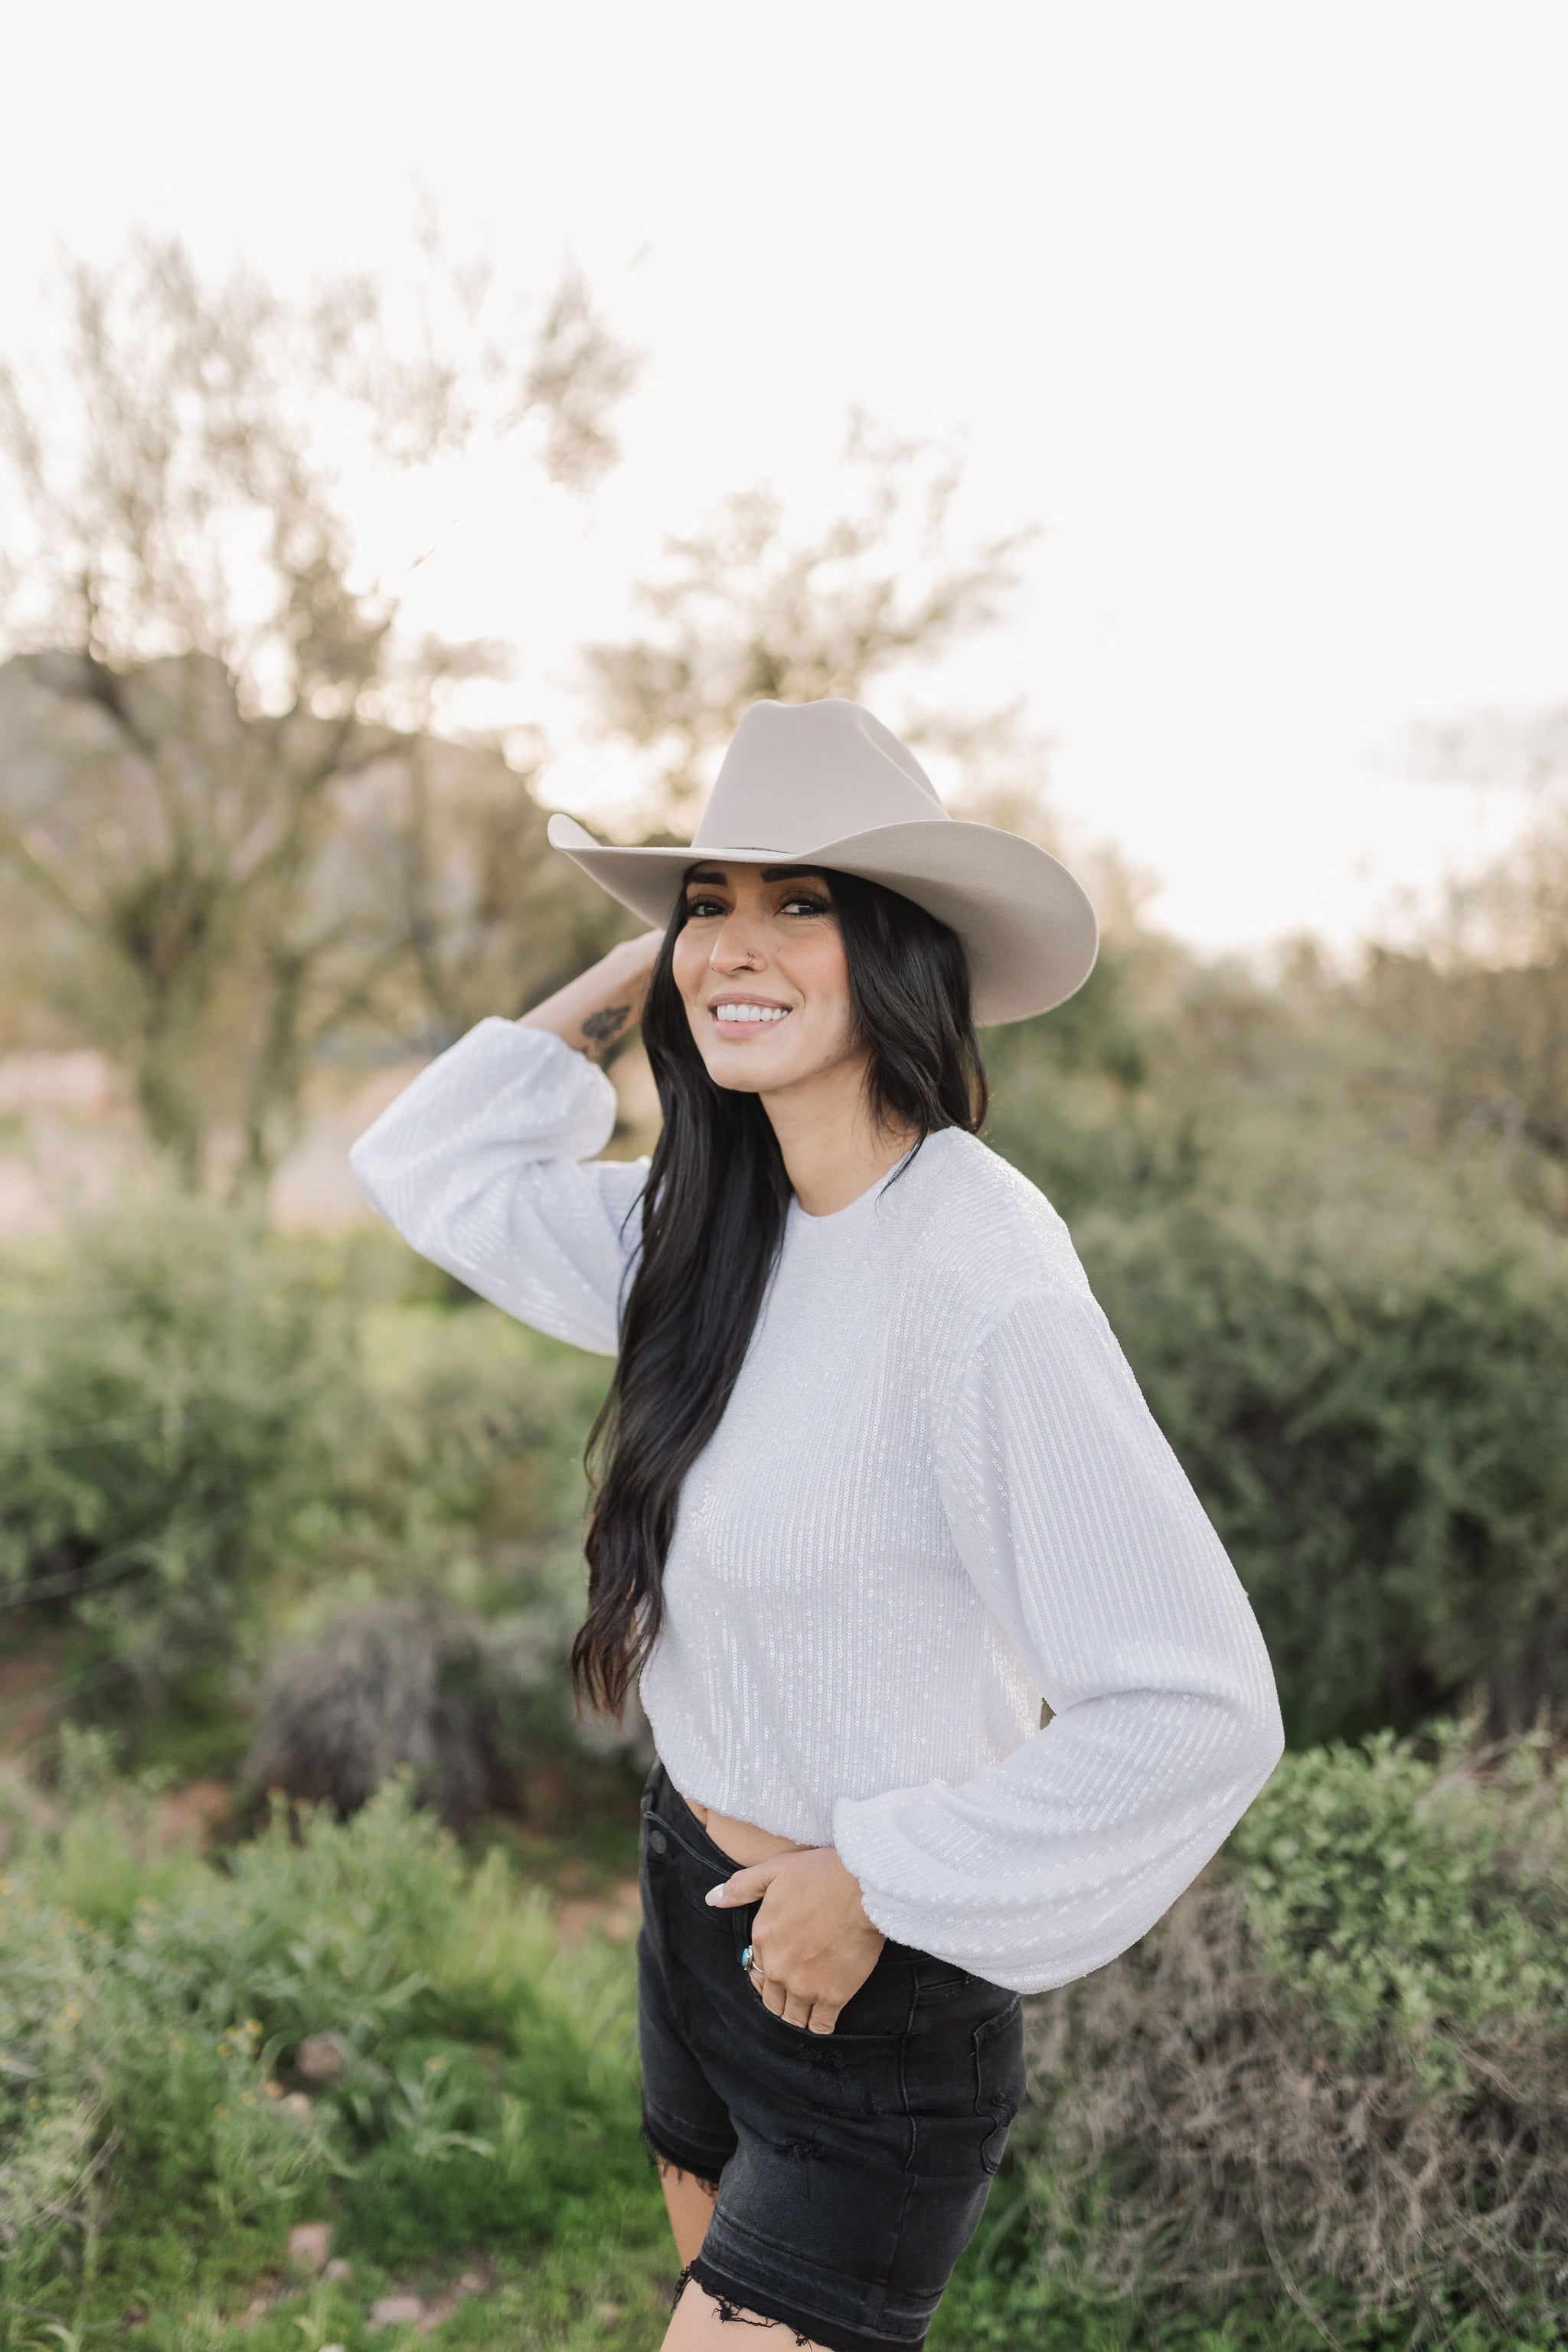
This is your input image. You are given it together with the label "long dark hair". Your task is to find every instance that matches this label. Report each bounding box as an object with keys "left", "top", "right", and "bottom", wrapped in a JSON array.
[{"left": 570, "top": 867, "right": 988, "bottom": 1718}]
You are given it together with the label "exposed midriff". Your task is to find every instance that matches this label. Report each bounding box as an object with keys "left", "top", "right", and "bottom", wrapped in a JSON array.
[{"left": 680, "top": 1792, "right": 815, "bottom": 1869}]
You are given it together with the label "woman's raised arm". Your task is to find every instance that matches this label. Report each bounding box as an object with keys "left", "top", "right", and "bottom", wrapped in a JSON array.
[
  {"left": 517, "top": 929, "right": 662, "bottom": 1061},
  {"left": 348, "top": 933, "right": 665, "bottom": 1355}
]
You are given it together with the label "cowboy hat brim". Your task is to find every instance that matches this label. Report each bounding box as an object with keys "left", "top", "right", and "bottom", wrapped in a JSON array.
[{"left": 545, "top": 811, "right": 1099, "bottom": 1025}]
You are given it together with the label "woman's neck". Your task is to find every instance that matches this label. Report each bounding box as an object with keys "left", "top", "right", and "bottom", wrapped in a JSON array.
[{"left": 761, "top": 1054, "right": 922, "bottom": 1218}]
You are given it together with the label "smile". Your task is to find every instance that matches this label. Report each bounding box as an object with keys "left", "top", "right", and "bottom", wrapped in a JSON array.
[{"left": 712, "top": 1003, "right": 792, "bottom": 1030}]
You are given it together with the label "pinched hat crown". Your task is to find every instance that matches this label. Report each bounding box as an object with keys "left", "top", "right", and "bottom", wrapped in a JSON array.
[{"left": 694, "top": 701, "right": 946, "bottom": 852}]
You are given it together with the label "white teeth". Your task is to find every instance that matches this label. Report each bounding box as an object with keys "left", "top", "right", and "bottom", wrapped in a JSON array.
[{"left": 714, "top": 1004, "right": 789, "bottom": 1024}]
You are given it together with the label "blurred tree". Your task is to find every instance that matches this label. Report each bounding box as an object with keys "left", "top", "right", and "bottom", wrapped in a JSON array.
[
  {"left": 1353, "top": 727, "right": 1568, "bottom": 1217},
  {"left": 578, "top": 407, "right": 1049, "bottom": 832},
  {"left": 0, "top": 230, "right": 637, "bottom": 1191}
]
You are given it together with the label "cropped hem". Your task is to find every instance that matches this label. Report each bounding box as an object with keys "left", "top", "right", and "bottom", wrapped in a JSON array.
[
  {"left": 685, "top": 2256, "right": 928, "bottom": 2352},
  {"left": 639, "top": 2105, "right": 730, "bottom": 2197}
]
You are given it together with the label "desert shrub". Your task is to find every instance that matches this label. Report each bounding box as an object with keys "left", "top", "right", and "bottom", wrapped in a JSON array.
[
  {"left": 242, "top": 1598, "right": 560, "bottom": 1824},
  {"left": 242, "top": 1302, "right": 646, "bottom": 1822},
  {"left": 0, "top": 1805, "right": 333, "bottom": 2311},
  {"left": 248, "top": 1292, "right": 652, "bottom": 1816},
  {"left": 0, "top": 1199, "right": 622, "bottom": 1779},
  {"left": 7, "top": 1736, "right": 1566, "bottom": 2348},
  {"left": 1074, "top": 1210, "right": 1568, "bottom": 1744},
  {"left": 0, "top": 1767, "right": 657, "bottom": 2328},
  {"left": 335, "top": 1296, "right": 610, "bottom": 1603},
  {"left": 1014, "top": 1720, "right": 1568, "bottom": 2344},
  {"left": 0, "top": 1195, "right": 357, "bottom": 1753}
]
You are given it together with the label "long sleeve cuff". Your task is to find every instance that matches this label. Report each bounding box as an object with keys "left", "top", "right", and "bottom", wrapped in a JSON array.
[{"left": 832, "top": 1682, "right": 1282, "bottom": 1994}]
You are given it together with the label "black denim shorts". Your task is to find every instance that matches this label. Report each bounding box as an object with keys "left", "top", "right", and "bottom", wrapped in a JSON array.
[{"left": 636, "top": 1759, "right": 1025, "bottom": 2352}]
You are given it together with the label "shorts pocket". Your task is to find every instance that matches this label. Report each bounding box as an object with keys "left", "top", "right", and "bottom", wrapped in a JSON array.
[
  {"left": 973, "top": 1997, "right": 1025, "bottom": 2174},
  {"left": 730, "top": 1904, "right": 919, "bottom": 2040}
]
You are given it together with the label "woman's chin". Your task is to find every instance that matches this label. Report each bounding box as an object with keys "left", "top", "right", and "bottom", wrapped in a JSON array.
[
  {"left": 703, "top": 1051, "right": 786, "bottom": 1093},
  {"left": 700, "top": 1038, "right": 810, "bottom": 1093}
]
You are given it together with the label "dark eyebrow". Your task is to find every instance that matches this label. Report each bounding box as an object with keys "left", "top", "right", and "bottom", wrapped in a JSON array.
[{"left": 681, "top": 864, "right": 832, "bottom": 889}]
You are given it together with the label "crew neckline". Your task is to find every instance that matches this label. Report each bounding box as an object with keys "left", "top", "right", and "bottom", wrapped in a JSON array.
[{"left": 786, "top": 1132, "right": 942, "bottom": 1227}]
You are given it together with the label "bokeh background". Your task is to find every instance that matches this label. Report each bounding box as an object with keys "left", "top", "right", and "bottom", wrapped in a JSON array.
[{"left": 3, "top": 7, "right": 1568, "bottom": 2348}]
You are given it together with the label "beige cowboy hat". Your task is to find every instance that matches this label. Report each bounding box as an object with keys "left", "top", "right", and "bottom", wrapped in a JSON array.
[{"left": 546, "top": 697, "right": 1098, "bottom": 1024}]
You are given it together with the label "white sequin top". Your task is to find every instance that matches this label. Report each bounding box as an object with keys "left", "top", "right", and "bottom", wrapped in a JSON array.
[{"left": 349, "top": 1018, "right": 1284, "bottom": 1992}]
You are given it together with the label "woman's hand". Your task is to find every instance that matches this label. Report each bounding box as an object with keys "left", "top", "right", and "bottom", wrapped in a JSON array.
[
  {"left": 518, "top": 929, "right": 662, "bottom": 1063},
  {"left": 705, "top": 1847, "right": 885, "bottom": 2035}
]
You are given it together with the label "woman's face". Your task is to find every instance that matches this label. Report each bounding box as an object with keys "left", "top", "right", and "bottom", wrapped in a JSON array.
[{"left": 671, "top": 862, "right": 863, "bottom": 1096}]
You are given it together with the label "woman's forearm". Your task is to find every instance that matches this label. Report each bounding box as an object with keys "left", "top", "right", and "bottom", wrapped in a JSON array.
[{"left": 517, "top": 929, "right": 662, "bottom": 1063}]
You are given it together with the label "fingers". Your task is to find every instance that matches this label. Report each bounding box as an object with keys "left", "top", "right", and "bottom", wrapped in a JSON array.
[
  {"left": 704, "top": 1860, "right": 781, "bottom": 1909},
  {"left": 745, "top": 1966, "right": 838, "bottom": 2034},
  {"left": 749, "top": 1954, "right": 799, "bottom": 2024}
]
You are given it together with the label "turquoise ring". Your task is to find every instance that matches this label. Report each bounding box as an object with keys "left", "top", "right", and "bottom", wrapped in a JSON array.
[{"left": 740, "top": 1945, "right": 757, "bottom": 1974}]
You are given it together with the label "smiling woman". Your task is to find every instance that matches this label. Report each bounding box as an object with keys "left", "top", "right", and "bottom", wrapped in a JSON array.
[
  {"left": 669, "top": 862, "right": 931, "bottom": 1214},
  {"left": 348, "top": 697, "right": 1284, "bottom": 2352}
]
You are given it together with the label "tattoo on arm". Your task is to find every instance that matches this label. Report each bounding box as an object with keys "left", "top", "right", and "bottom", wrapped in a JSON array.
[{"left": 580, "top": 1003, "right": 631, "bottom": 1057}]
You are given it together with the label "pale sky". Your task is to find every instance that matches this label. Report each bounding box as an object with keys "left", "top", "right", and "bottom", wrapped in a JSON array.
[{"left": 5, "top": 1, "right": 1566, "bottom": 956}]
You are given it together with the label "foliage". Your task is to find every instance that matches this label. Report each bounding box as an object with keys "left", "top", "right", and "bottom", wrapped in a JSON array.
[
  {"left": 1076, "top": 1212, "right": 1568, "bottom": 1743},
  {"left": 1232, "top": 1719, "right": 1568, "bottom": 2065},
  {"left": 1353, "top": 790, "right": 1568, "bottom": 1185},
  {"left": 1017, "top": 1720, "right": 1568, "bottom": 2344},
  {"left": 578, "top": 406, "right": 1046, "bottom": 828},
  {"left": 243, "top": 1598, "right": 596, "bottom": 1828},
  {"left": 979, "top": 929, "right": 1568, "bottom": 1743},
  {"left": 0, "top": 1201, "right": 622, "bottom": 1783},
  {"left": 0, "top": 1766, "right": 659, "bottom": 2334},
  {"left": 4, "top": 1730, "right": 1566, "bottom": 2349},
  {"left": 338, "top": 1292, "right": 612, "bottom": 1608},
  {"left": 0, "top": 230, "right": 635, "bottom": 1185},
  {"left": 0, "top": 1197, "right": 355, "bottom": 1747}
]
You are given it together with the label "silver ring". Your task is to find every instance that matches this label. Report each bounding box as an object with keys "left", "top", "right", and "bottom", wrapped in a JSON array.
[{"left": 740, "top": 1944, "right": 757, "bottom": 1975}]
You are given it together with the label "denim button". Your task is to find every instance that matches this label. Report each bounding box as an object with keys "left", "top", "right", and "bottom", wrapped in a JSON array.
[{"left": 648, "top": 1828, "right": 668, "bottom": 1855}]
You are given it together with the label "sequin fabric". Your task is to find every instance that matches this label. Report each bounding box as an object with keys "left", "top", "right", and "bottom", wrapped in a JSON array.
[{"left": 350, "top": 1018, "right": 1285, "bottom": 1993}]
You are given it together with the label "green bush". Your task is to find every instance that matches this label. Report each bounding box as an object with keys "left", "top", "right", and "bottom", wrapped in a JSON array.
[
  {"left": 1016, "top": 1719, "right": 1568, "bottom": 2345},
  {"left": 0, "top": 1765, "right": 659, "bottom": 2331},
  {"left": 1076, "top": 1211, "right": 1568, "bottom": 1745},
  {"left": 0, "top": 1197, "right": 357, "bottom": 1756},
  {"left": 244, "top": 1301, "right": 633, "bottom": 1818},
  {"left": 984, "top": 938, "right": 1568, "bottom": 1747},
  {"left": 6, "top": 1730, "right": 1566, "bottom": 2348},
  {"left": 0, "top": 1199, "right": 616, "bottom": 1781},
  {"left": 1232, "top": 1719, "right": 1568, "bottom": 2069}
]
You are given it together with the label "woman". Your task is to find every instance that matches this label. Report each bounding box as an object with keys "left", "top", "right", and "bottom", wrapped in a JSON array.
[{"left": 349, "top": 697, "right": 1285, "bottom": 2352}]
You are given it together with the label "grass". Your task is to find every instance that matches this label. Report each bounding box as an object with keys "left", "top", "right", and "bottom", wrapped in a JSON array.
[{"left": 4, "top": 1741, "right": 1566, "bottom": 2352}]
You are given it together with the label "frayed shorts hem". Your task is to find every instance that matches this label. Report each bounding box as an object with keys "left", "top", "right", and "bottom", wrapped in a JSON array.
[
  {"left": 684, "top": 2254, "right": 928, "bottom": 2352},
  {"left": 640, "top": 2105, "right": 730, "bottom": 2198}
]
